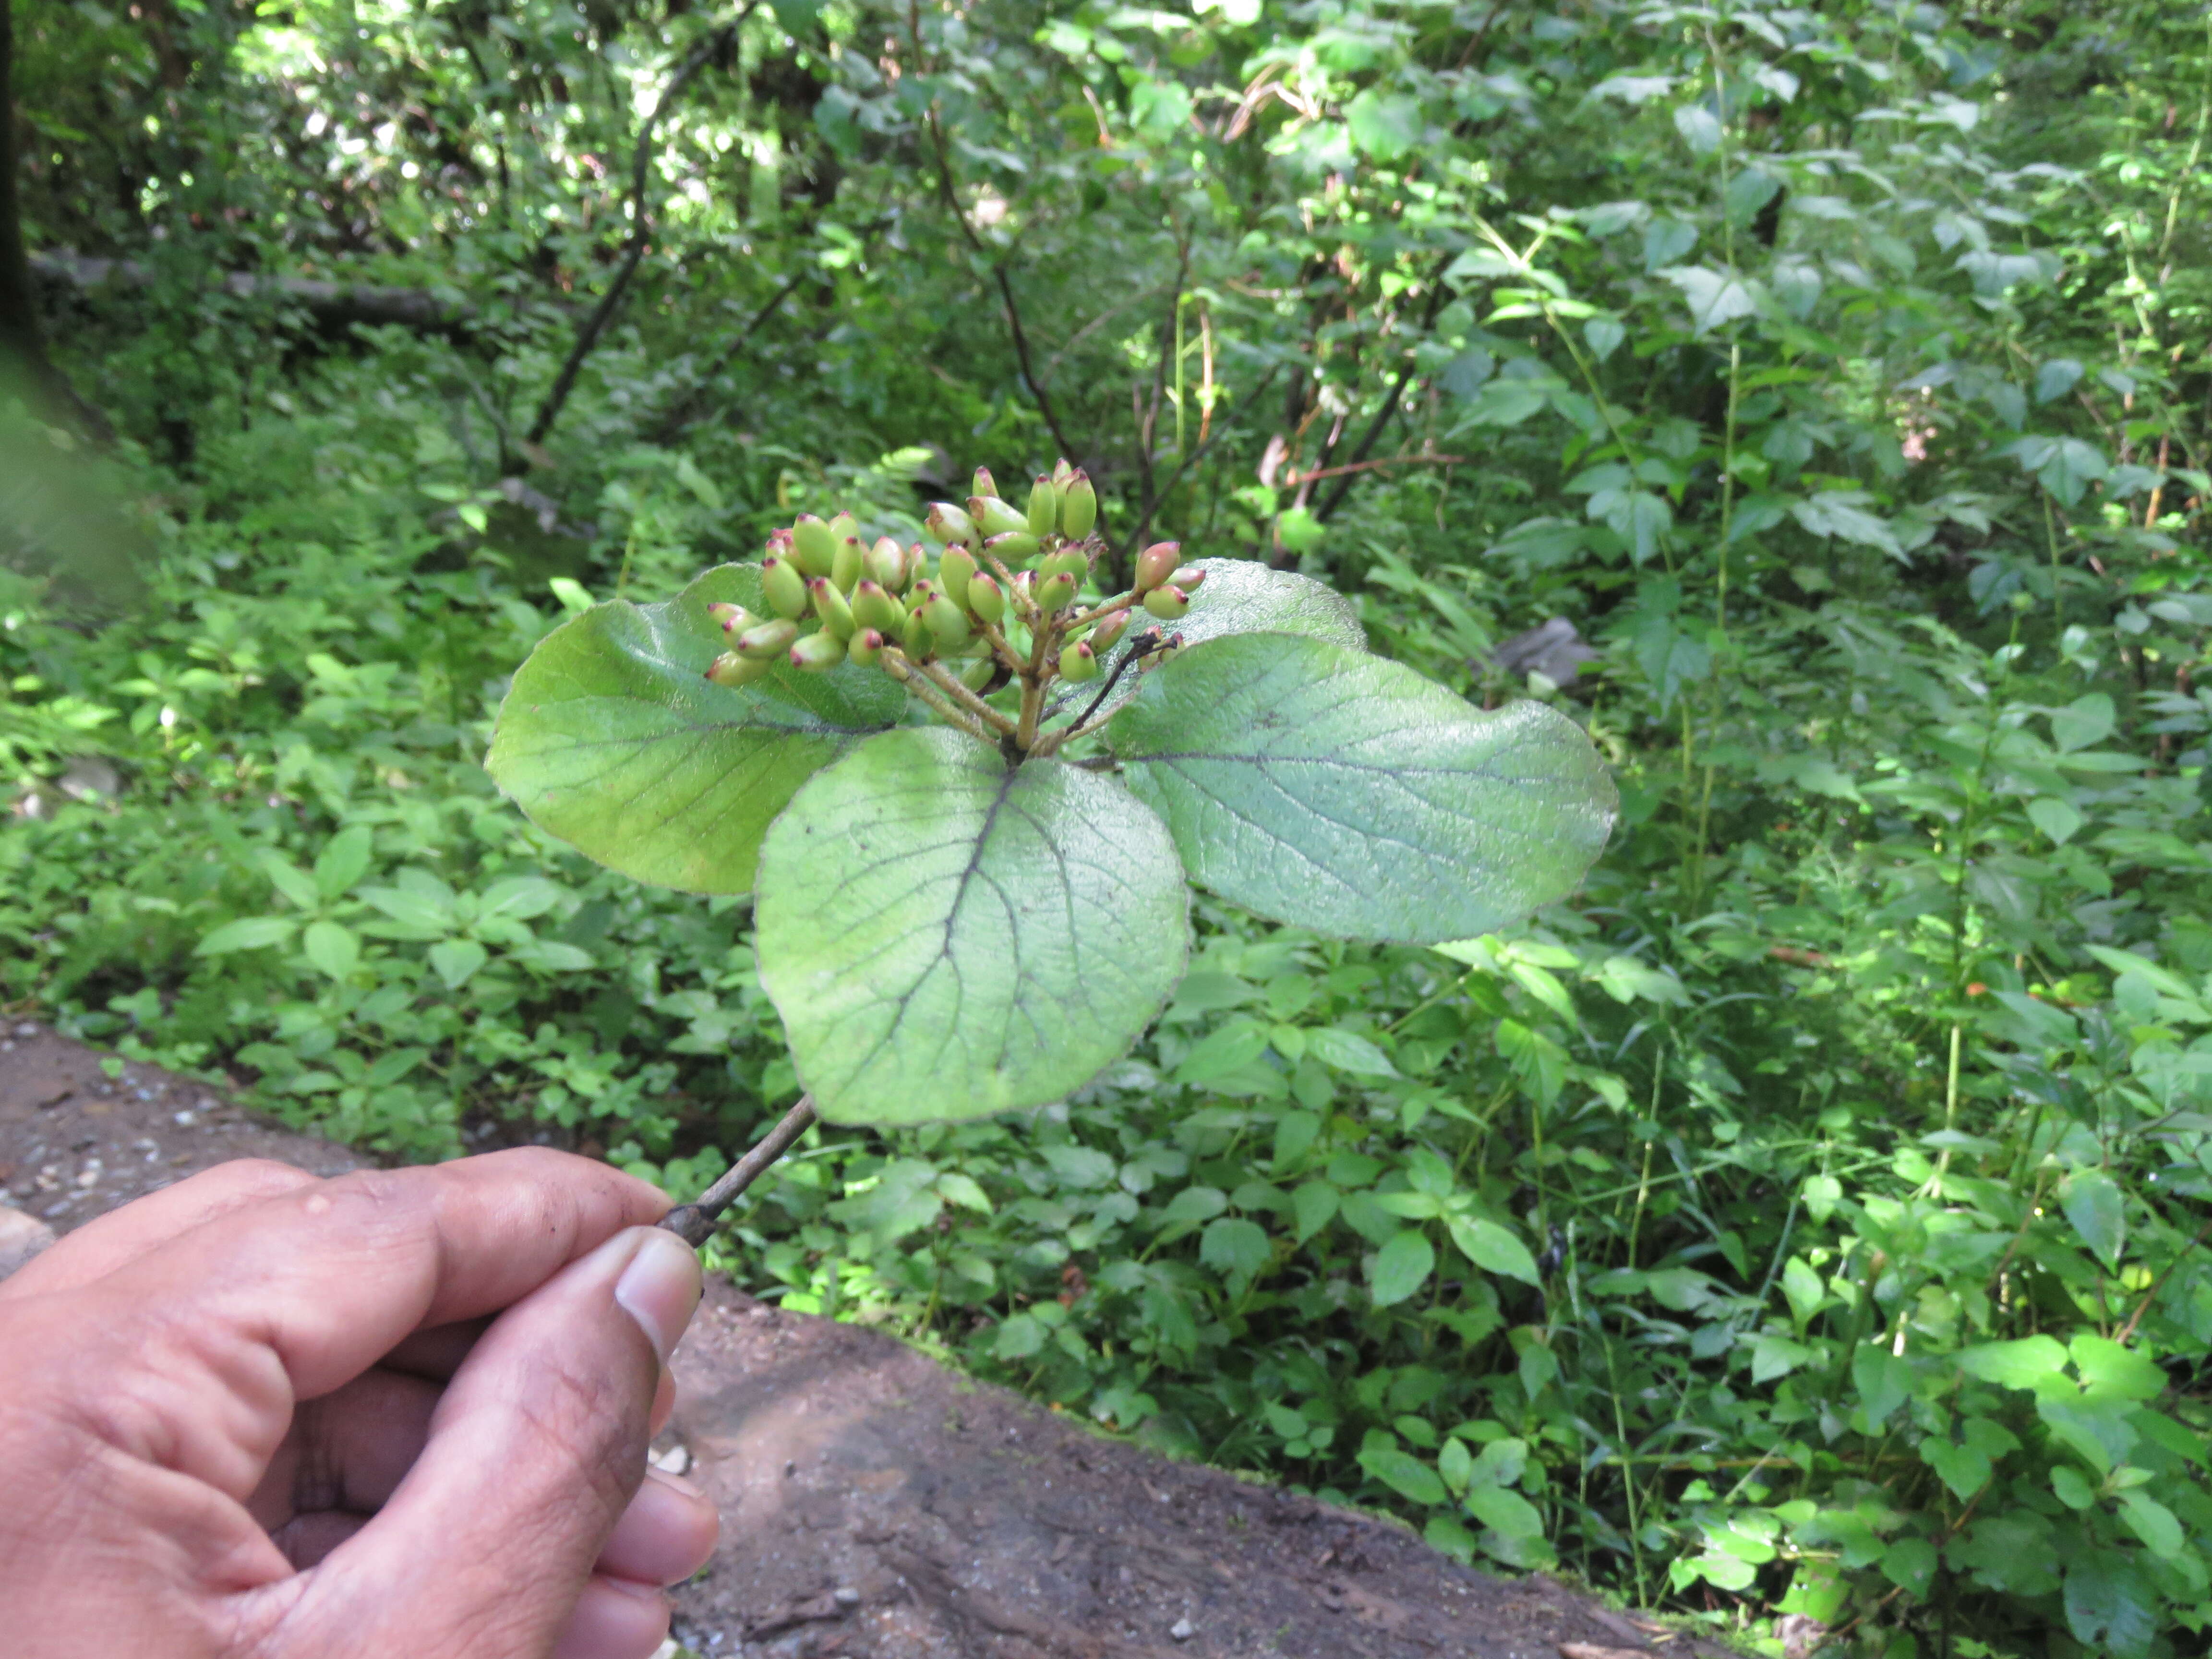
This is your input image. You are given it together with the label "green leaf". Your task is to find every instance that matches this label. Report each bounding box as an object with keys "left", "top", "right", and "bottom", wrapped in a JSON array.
[
  {"left": 1201, "top": 1217, "right": 1272, "bottom": 1280},
  {"left": 1466, "top": 1482, "right": 1546, "bottom": 1540},
  {"left": 313, "top": 825, "right": 374, "bottom": 900},
  {"left": 196, "top": 915, "right": 298, "bottom": 956},
  {"left": 301, "top": 920, "right": 361, "bottom": 981},
  {"left": 1851, "top": 1346, "right": 1912, "bottom": 1427},
  {"left": 1292, "top": 1179, "right": 1340, "bottom": 1241},
  {"left": 1959, "top": 1334, "right": 2069, "bottom": 1391},
  {"left": 1370, "top": 1228, "right": 1435, "bottom": 1307},
  {"left": 755, "top": 729, "right": 1189, "bottom": 1125},
  {"left": 487, "top": 563, "right": 901, "bottom": 895},
  {"left": 2117, "top": 1491, "right": 2184, "bottom": 1559},
  {"left": 2065, "top": 1550, "right": 2159, "bottom": 1659},
  {"left": 2069, "top": 1335, "right": 2166, "bottom": 1402},
  {"left": 1086, "top": 558, "right": 1365, "bottom": 720},
  {"left": 1447, "top": 1215, "right": 1541, "bottom": 1285},
  {"left": 2060, "top": 1170, "right": 2126, "bottom": 1267},
  {"left": 1346, "top": 89, "right": 1421, "bottom": 160},
  {"left": 1921, "top": 1417, "right": 2017, "bottom": 1499},
  {"left": 1659, "top": 264, "right": 1760, "bottom": 332},
  {"left": 1359, "top": 1443, "right": 1447, "bottom": 1505},
  {"left": 2026, "top": 796, "right": 2082, "bottom": 844},
  {"left": 1305, "top": 1028, "right": 1398, "bottom": 1077},
  {"left": 1111, "top": 634, "right": 1617, "bottom": 945},
  {"left": 428, "top": 938, "right": 489, "bottom": 989},
  {"left": 1159, "top": 1186, "right": 1229, "bottom": 1229}
]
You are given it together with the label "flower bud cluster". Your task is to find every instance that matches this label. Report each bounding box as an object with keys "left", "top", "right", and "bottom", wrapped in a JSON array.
[{"left": 701, "top": 459, "right": 1198, "bottom": 747}]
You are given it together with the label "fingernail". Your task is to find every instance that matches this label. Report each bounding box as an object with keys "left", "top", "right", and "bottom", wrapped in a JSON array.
[
  {"left": 643, "top": 1464, "right": 706, "bottom": 1501},
  {"left": 614, "top": 1228, "right": 702, "bottom": 1363}
]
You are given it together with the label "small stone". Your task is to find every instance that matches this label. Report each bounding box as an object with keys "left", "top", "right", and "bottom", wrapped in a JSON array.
[
  {"left": 13, "top": 1023, "right": 36, "bottom": 1038},
  {"left": 0, "top": 1205, "right": 57, "bottom": 1279},
  {"left": 1170, "top": 1617, "right": 1196, "bottom": 1641},
  {"left": 174, "top": 1110, "right": 196, "bottom": 1126},
  {"left": 651, "top": 1443, "right": 691, "bottom": 1477},
  {"left": 832, "top": 1587, "right": 861, "bottom": 1609}
]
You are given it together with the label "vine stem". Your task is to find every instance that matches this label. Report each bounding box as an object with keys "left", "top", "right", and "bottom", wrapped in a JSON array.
[{"left": 661, "top": 1095, "right": 819, "bottom": 1246}]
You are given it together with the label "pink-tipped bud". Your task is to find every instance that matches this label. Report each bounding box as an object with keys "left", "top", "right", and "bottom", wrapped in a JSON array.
[{"left": 1134, "top": 541, "right": 1181, "bottom": 592}]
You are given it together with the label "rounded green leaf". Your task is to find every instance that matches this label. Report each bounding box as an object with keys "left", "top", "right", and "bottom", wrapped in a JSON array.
[
  {"left": 486, "top": 564, "right": 903, "bottom": 895},
  {"left": 1082, "top": 557, "right": 1366, "bottom": 721},
  {"left": 1108, "top": 633, "right": 1618, "bottom": 943},
  {"left": 755, "top": 727, "right": 1190, "bottom": 1126}
]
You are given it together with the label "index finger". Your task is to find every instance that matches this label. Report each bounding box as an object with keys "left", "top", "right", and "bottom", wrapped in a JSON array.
[{"left": 82, "top": 1148, "right": 669, "bottom": 1403}]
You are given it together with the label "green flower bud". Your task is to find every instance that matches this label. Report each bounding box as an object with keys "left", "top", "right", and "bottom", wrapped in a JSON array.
[
  {"left": 847, "top": 627, "right": 885, "bottom": 668},
  {"left": 1026, "top": 474, "right": 1058, "bottom": 538},
  {"left": 1134, "top": 541, "right": 1181, "bottom": 593},
  {"left": 866, "top": 535, "right": 908, "bottom": 592},
  {"left": 1052, "top": 456, "right": 1076, "bottom": 488},
  {"left": 981, "top": 530, "right": 1040, "bottom": 565},
  {"left": 707, "top": 601, "right": 754, "bottom": 633},
  {"left": 904, "top": 542, "right": 931, "bottom": 589},
  {"left": 972, "top": 466, "right": 998, "bottom": 501},
  {"left": 705, "top": 650, "right": 774, "bottom": 687},
  {"left": 762, "top": 555, "right": 810, "bottom": 620},
  {"left": 902, "top": 610, "right": 933, "bottom": 659},
  {"left": 968, "top": 572, "right": 1005, "bottom": 624},
  {"left": 960, "top": 656, "right": 998, "bottom": 691},
  {"left": 735, "top": 617, "right": 800, "bottom": 659},
  {"left": 831, "top": 535, "right": 864, "bottom": 594},
  {"left": 924, "top": 593, "right": 972, "bottom": 649},
  {"left": 1089, "top": 608, "right": 1132, "bottom": 654},
  {"left": 939, "top": 544, "right": 979, "bottom": 609},
  {"left": 1036, "top": 570, "right": 1078, "bottom": 613},
  {"left": 826, "top": 511, "right": 860, "bottom": 546},
  {"left": 852, "top": 579, "right": 905, "bottom": 634},
  {"left": 1058, "top": 639, "right": 1100, "bottom": 683},
  {"left": 1041, "top": 546, "right": 1089, "bottom": 586},
  {"left": 926, "top": 502, "right": 979, "bottom": 547},
  {"left": 809, "top": 577, "right": 857, "bottom": 639},
  {"left": 1169, "top": 565, "right": 1206, "bottom": 593},
  {"left": 1142, "top": 583, "right": 1190, "bottom": 620},
  {"left": 790, "top": 514, "right": 838, "bottom": 578},
  {"left": 1011, "top": 569, "right": 1036, "bottom": 610},
  {"left": 968, "top": 495, "right": 1030, "bottom": 539},
  {"left": 1059, "top": 470, "right": 1097, "bottom": 540},
  {"left": 789, "top": 629, "right": 846, "bottom": 673}
]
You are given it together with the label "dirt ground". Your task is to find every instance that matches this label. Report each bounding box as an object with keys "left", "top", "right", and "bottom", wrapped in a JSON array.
[{"left": 1, "top": 1021, "right": 1733, "bottom": 1659}]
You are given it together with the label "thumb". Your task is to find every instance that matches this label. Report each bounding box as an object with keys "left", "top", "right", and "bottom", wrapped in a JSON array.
[{"left": 280, "top": 1226, "right": 703, "bottom": 1658}]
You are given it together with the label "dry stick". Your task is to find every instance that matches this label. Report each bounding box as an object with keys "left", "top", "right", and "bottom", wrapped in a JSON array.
[
  {"left": 524, "top": 12, "right": 748, "bottom": 451},
  {"left": 661, "top": 1095, "right": 819, "bottom": 1246},
  {"left": 2115, "top": 1214, "right": 2212, "bottom": 1345}
]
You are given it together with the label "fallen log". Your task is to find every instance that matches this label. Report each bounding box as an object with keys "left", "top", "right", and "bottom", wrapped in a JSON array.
[{"left": 30, "top": 249, "right": 477, "bottom": 336}]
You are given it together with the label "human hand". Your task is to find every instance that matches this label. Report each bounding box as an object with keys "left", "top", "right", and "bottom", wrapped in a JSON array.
[{"left": 0, "top": 1150, "right": 720, "bottom": 1658}]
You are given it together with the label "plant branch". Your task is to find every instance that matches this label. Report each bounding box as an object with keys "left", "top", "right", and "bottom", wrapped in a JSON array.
[
  {"left": 524, "top": 12, "right": 747, "bottom": 452},
  {"left": 644, "top": 265, "right": 811, "bottom": 442},
  {"left": 917, "top": 654, "right": 1019, "bottom": 733},
  {"left": 661, "top": 1095, "right": 819, "bottom": 1245},
  {"left": 921, "top": 110, "right": 1078, "bottom": 463},
  {"left": 1114, "top": 366, "right": 1281, "bottom": 564},
  {"left": 882, "top": 648, "right": 995, "bottom": 740},
  {"left": 1312, "top": 256, "right": 1455, "bottom": 523}
]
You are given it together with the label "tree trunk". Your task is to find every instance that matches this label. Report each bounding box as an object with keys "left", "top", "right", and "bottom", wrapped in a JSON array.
[{"left": 0, "top": 0, "right": 108, "bottom": 440}]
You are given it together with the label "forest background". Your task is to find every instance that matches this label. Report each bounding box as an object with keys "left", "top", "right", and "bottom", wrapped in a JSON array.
[{"left": 3, "top": 0, "right": 2211, "bottom": 1653}]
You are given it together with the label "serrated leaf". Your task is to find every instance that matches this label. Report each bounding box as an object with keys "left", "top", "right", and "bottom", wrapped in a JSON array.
[
  {"left": 1958, "top": 1334, "right": 2069, "bottom": 1390},
  {"left": 487, "top": 563, "right": 902, "bottom": 895},
  {"left": 1306, "top": 1027, "right": 1398, "bottom": 1077},
  {"left": 1660, "top": 264, "right": 1760, "bottom": 333},
  {"left": 1110, "top": 634, "right": 1617, "bottom": 945},
  {"left": 2064, "top": 1550, "right": 2159, "bottom": 1659},
  {"left": 755, "top": 728, "right": 1189, "bottom": 1125},
  {"left": 1293, "top": 1179, "right": 1340, "bottom": 1241}
]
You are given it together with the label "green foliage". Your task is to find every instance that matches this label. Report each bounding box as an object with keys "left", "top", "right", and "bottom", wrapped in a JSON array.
[{"left": 8, "top": 0, "right": 2212, "bottom": 1653}]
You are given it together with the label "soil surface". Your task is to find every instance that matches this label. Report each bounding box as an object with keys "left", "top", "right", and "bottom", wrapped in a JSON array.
[{"left": 1, "top": 1021, "right": 1729, "bottom": 1659}]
